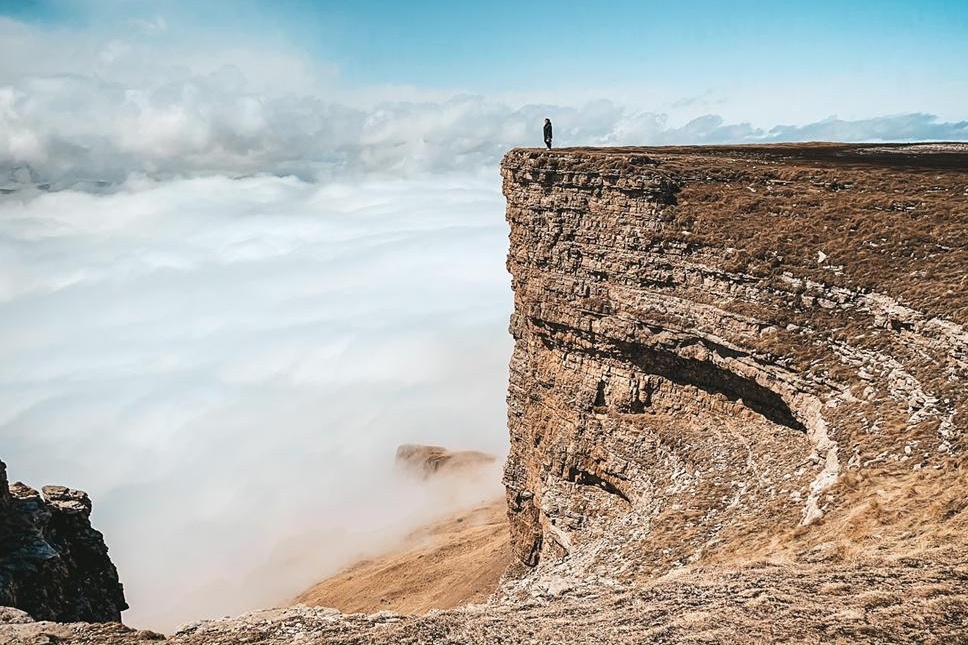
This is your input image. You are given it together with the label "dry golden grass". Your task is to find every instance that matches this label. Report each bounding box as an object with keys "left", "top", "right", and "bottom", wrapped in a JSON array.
[
  {"left": 649, "top": 144, "right": 968, "bottom": 324},
  {"left": 521, "top": 143, "right": 968, "bottom": 323},
  {"left": 291, "top": 499, "right": 509, "bottom": 615}
]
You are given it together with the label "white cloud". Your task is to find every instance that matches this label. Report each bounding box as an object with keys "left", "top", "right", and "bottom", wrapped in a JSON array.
[
  {"left": 0, "top": 173, "right": 512, "bottom": 630},
  {"left": 1, "top": 17, "right": 965, "bottom": 189}
]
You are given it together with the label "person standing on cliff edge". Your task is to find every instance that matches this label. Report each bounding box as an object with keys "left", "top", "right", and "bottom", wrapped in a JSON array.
[{"left": 543, "top": 118, "right": 553, "bottom": 149}]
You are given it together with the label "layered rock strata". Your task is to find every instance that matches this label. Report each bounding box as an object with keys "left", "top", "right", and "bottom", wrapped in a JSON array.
[
  {"left": 0, "top": 460, "right": 127, "bottom": 622},
  {"left": 500, "top": 144, "right": 966, "bottom": 587}
]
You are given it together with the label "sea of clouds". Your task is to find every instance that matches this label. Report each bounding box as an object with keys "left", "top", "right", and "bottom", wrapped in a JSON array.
[
  {"left": 1, "top": 12, "right": 966, "bottom": 631},
  {"left": 0, "top": 173, "right": 511, "bottom": 628},
  {"left": 3, "top": 16, "right": 966, "bottom": 188}
]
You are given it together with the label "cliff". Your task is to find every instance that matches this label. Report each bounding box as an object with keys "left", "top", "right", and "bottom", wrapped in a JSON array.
[
  {"left": 2, "top": 143, "right": 966, "bottom": 644},
  {"left": 0, "top": 460, "right": 128, "bottom": 622},
  {"left": 500, "top": 144, "right": 966, "bottom": 586}
]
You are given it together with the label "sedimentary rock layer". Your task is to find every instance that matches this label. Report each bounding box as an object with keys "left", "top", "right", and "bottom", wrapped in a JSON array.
[
  {"left": 394, "top": 444, "right": 497, "bottom": 478},
  {"left": 500, "top": 144, "right": 966, "bottom": 585}
]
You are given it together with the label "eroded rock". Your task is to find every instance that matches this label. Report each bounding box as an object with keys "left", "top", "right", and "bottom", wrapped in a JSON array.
[
  {"left": 0, "top": 460, "right": 127, "bottom": 622},
  {"left": 499, "top": 145, "right": 966, "bottom": 588},
  {"left": 395, "top": 444, "right": 496, "bottom": 478}
]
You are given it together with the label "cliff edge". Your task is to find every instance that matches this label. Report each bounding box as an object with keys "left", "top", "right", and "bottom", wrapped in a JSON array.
[{"left": 500, "top": 143, "right": 966, "bottom": 587}]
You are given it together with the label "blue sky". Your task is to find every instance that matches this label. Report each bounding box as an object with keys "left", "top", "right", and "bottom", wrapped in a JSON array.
[
  {"left": 4, "top": 0, "right": 966, "bottom": 95},
  {"left": 296, "top": 0, "right": 968, "bottom": 93}
]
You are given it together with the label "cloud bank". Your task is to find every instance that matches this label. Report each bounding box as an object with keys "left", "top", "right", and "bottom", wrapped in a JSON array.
[{"left": 0, "top": 173, "right": 511, "bottom": 629}]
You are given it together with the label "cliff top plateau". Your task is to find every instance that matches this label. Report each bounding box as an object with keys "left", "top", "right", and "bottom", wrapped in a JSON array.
[{"left": 2, "top": 143, "right": 966, "bottom": 644}]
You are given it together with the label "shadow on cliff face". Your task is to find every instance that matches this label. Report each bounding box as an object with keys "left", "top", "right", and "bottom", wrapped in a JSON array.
[
  {"left": 0, "top": 173, "right": 512, "bottom": 631},
  {"left": 534, "top": 318, "right": 807, "bottom": 431},
  {"left": 625, "top": 344, "right": 806, "bottom": 431}
]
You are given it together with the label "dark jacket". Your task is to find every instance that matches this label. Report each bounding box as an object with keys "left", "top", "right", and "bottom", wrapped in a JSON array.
[{"left": 543, "top": 121, "right": 553, "bottom": 141}]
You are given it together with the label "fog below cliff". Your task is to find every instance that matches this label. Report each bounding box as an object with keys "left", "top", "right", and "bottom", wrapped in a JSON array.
[{"left": 0, "top": 173, "right": 511, "bottom": 629}]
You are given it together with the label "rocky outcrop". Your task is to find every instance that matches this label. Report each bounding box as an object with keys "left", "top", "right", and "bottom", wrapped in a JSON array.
[
  {"left": 2, "top": 144, "right": 965, "bottom": 643},
  {"left": 395, "top": 444, "right": 496, "bottom": 478},
  {"left": 0, "top": 460, "right": 127, "bottom": 622},
  {"left": 500, "top": 144, "right": 966, "bottom": 586}
]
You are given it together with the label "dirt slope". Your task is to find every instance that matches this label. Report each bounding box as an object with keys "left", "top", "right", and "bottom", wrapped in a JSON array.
[{"left": 292, "top": 499, "right": 509, "bottom": 614}]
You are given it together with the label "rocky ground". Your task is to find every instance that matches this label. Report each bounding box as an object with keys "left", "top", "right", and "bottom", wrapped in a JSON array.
[{"left": 3, "top": 556, "right": 965, "bottom": 644}]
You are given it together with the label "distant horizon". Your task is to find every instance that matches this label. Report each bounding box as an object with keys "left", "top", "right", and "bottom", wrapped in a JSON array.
[{"left": 1, "top": 1, "right": 966, "bottom": 184}]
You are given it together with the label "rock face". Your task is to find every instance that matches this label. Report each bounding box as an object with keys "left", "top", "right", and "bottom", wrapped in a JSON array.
[
  {"left": 500, "top": 144, "right": 966, "bottom": 586},
  {"left": 0, "top": 460, "right": 127, "bottom": 622}
]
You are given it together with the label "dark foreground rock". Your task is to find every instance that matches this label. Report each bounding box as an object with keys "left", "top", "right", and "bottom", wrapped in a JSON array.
[{"left": 0, "top": 460, "right": 127, "bottom": 622}]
